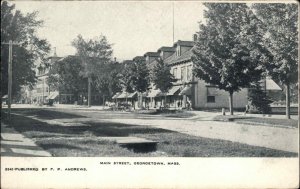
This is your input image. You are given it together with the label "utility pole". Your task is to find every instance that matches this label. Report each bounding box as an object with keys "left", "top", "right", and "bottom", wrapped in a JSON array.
[
  {"left": 2, "top": 40, "right": 20, "bottom": 123},
  {"left": 172, "top": 2, "right": 175, "bottom": 44},
  {"left": 8, "top": 40, "right": 13, "bottom": 121},
  {"left": 88, "top": 77, "right": 91, "bottom": 107}
]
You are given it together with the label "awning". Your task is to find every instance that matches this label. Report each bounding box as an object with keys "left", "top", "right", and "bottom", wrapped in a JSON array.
[
  {"left": 127, "top": 92, "right": 137, "bottom": 98},
  {"left": 117, "top": 92, "right": 128, "bottom": 99},
  {"left": 179, "top": 86, "right": 192, "bottom": 95},
  {"left": 166, "top": 86, "right": 181, "bottom": 96},
  {"left": 147, "top": 89, "right": 161, "bottom": 98},
  {"left": 142, "top": 92, "right": 148, "bottom": 97},
  {"left": 112, "top": 92, "right": 121, "bottom": 99},
  {"left": 265, "top": 78, "right": 282, "bottom": 91},
  {"left": 47, "top": 92, "right": 59, "bottom": 100}
]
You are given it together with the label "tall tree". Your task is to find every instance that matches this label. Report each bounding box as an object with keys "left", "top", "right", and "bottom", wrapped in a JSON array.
[
  {"left": 130, "top": 59, "right": 150, "bottom": 108},
  {"left": 71, "top": 34, "right": 113, "bottom": 107},
  {"left": 252, "top": 3, "right": 298, "bottom": 119},
  {"left": 248, "top": 83, "right": 273, "bottom": 114},
  {"left": 119, "top": 62, "right": 135, "bottom": 95},
  {"left": 1, "top": 1, "right": 50, "bottom": 98},
  {"left": 192, "top": 3, "right": 272, "bottom": 115},
  {"left": 47, "top": 56, "right": 87, "bottom": 101},
  {"left": 95, "top": 61, "right": 122, "bottom": 102},
  {"left": 151, "top": 58, "right": 175, "bottom": 108}
]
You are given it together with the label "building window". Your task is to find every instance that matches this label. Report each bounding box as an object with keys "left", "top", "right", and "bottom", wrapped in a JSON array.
[
  {"left": 207, "top": 96, "right": 215, "bottom": 103},
  {"left": 187, "top": 65, "right": 193, "bottom": 81},
  {"left": 173, "top": 68, "right": 177, "bottom": 79},
  {"left": 181, "top": 66, "right": 186, "bottom": 81}
]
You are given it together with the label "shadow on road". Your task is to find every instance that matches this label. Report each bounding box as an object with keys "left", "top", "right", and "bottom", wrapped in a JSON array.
[
  {"left": 9, "top": 109, "right": 87, "bottom": 120},
  {"left": 4, "top": 113, "right": 175, "bottom": 138}
]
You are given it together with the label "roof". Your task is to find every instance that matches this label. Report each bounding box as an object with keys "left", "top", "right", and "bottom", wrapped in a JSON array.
[
  {"left": 46, "top": 91, "right": 59, "bottom": 100},
  {"left": 112, "top": 92, "right": 121, "bottom": 99},
  {"left": 144, "top": 52, "right": 160, "bottom": 57},
  {"left": 166, "top": 86, "right": 181, "bottom": 96},
  {"left": 179, "top": 86, "right": 192, "bottom": 95},
  {"left": 164, "top": 48, "right": 194, "bottom": 65},
  {"left": 147, "top": 89, "right": 161, "bottom": 98},
  {"left": 127, "top": 92, "right": 137, "bottom": 98},
  {"left": 116, "top": 92, "right": 137, "bottom": 99},
  {"left": 117, "top": 92, "right": 128, "bottom": 99},
  {"left": 173, "top": 49, "right": 194, "bottom": 64},
  {"left": 147, "top": 58, "right": 159, "bottom": 70},
  {"left": 132, "top": 56, "right": 146, "bottom": 62},
  {"left": 173, "top": 40, "right": 194, "bottom": 47},
  {"left": 164, "top": 53, "right": 177, "bottom": 65},
  {"left": 157, "top": 47, "right": 175, "bottom": 52}
]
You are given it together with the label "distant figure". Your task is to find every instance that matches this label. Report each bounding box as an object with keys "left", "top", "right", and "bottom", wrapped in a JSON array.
[
  {"left": 83, "top": 97, "right": 87, "bottom": 106},
  {"left": 244, "top": 104, "right": 250, "bottom": 115},
  {"left": 187, "top": 101, "right": 191, "bottom": 110}
]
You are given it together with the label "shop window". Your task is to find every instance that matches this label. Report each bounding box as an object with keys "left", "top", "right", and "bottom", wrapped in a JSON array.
[{"left": 207, "top": 96, "right": 215, "bottom": 103}]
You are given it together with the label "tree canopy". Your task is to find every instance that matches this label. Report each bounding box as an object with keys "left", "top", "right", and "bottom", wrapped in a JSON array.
[
  {"left": 71, "top": 34, "right": 113, "bottom": 106},
  {"left": 151, "top": 58, "right": 175, "bottom": 94},
  {"left": 47, "top": 56, "right": 87, "bottom": 99},
  {"left": 252, "top": 3, "right": 298, "bottom": 86},
  {"left": 192, "top": 3, "right": 272, "bottom": 114},
  {"left": 1, "top": 1, "right": 50, "bottom": 98},
  {"left": 130, "top": 60, "right": 150, "bottom": 93},
  {"left": 95, "top": 61, "right": 122, "bottom": 98},
  {"left": 71, "top": 35, "right": 113, "bottom": 78},
  {"left": 119, "top": 62, "right": 135, "bottom": 93},
  {"left": 252, "top": 3, "right": 298, "bottom": 118}
]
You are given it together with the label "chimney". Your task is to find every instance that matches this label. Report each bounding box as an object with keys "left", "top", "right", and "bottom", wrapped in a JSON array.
[
  {"left": 114, "top": 57, "right": 117, "bottom": 63},
  {"left": 193, "top": 34, "right": 198, "bottom": 42}
]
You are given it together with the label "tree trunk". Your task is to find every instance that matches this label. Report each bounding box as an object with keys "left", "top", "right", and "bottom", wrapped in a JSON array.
[
  {"left": 140, "top": 93, "right": 143, "bottom": 109},
  {"left": 103, "top": 95, "right": 105, "bottom": 110},
  {"left": 164, "top": 95, "right": 167, "bottom": 109},
  {"left": 88, "top": 77, "right": 91, "bottom": 107},
  {"left": 229, "top": 92, "right": 234, "bottom": 115},
  {"left": 285, "top": 83, "right": 291, "bottom": 119}
]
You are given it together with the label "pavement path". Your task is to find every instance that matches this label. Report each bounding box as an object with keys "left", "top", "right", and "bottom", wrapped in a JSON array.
[
  {"left": 1, "top": 123, "right": 52, "bottom": 157},
  {"left": 105, "top": 117, "right": 298, "bottom": 153}
]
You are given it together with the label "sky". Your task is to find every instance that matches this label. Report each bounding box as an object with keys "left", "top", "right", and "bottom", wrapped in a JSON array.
[{"left": 13, "top": 1, "right": 205, "bottom": 61}]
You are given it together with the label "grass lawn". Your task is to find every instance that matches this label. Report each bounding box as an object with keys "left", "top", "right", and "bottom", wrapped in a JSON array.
[
  {"left": 213, "top": 115, "right": 298, "bottom": 128},
  {"left": 1, "top": 109, "right": 297, "bottom": 157}
]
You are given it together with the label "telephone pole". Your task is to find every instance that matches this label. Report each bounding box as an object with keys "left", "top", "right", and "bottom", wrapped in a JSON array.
[
  {"left": 2, "top": 40, "right": 20, "bottom": 123},
  {"left": 172, "top": 2, "right": 175, "bottom": 44},
  {"left": 8, "top": 40, "right": 13, "bottom": 121}
]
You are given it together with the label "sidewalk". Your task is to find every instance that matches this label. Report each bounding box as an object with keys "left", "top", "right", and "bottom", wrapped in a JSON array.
[
  {"left": 107, "top": 117, "right": 298, "bottom": 153},
  {"left": 1, "top": 122, "right": 51, "bottom": 157}
]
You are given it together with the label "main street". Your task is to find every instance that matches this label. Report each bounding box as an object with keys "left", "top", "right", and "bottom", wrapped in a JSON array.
[
  {"left": 2, "top": 105, "right": 298, "bottom": 156},
  {"left": 53, "top": 108, "right": 299, "bottom": 153}
]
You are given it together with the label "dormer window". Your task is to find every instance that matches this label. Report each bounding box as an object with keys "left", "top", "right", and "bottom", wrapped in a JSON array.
[
  {"left": 160, "top": 51, "right": 164, "bottom": 58},
  {"left": 176, "top": 46, "right": 181, "bottom": 56}
]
